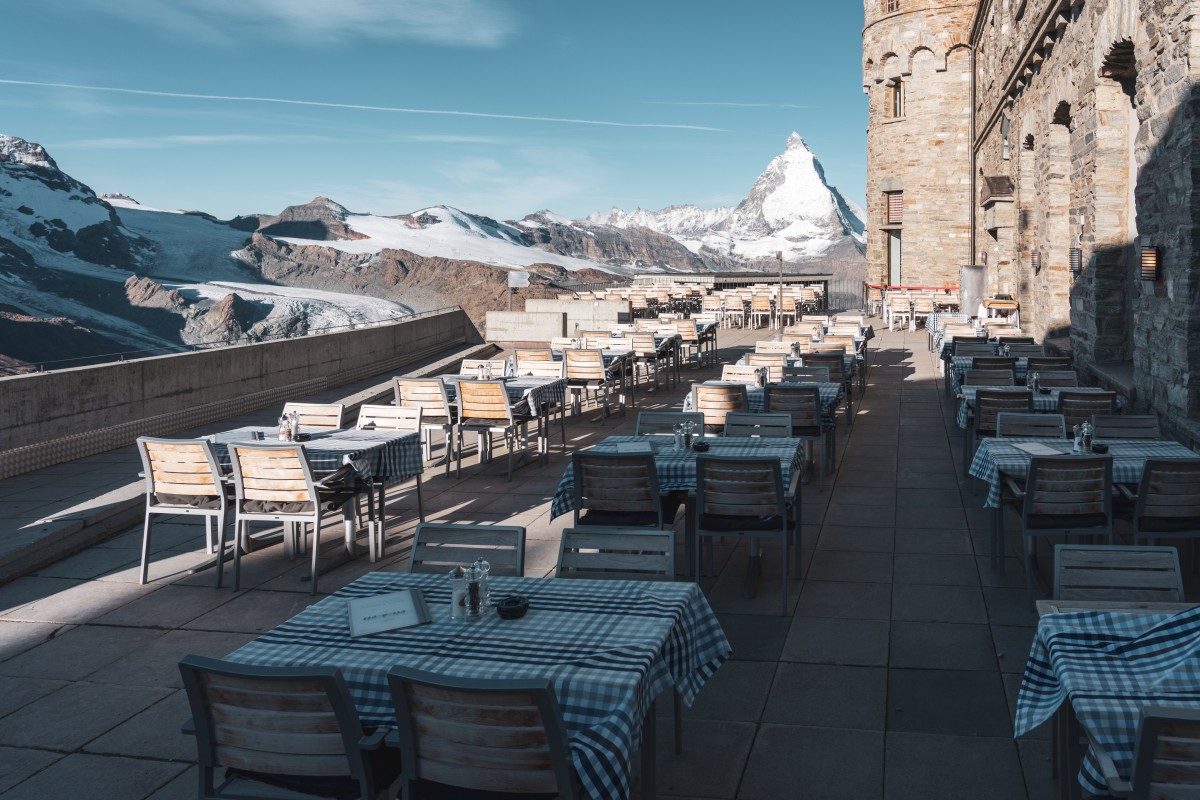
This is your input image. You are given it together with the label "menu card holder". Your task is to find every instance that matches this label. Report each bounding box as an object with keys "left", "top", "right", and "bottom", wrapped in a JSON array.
[{"left": 348, "top": 589, "right": 431, "bottom": 637}]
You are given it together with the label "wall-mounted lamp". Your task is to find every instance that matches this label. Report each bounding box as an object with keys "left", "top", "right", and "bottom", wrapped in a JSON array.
[
  {"left": 1069, "top": 247, "right": 1082, "bottom": 277},
  {"left": 1031, "top": 250, "right": 1041, "bottom": 275},
  {"left": 1139, "top": 237, "right": 1159, "bottom": 282}
]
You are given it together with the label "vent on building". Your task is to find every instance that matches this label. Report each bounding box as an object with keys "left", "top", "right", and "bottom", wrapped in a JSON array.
[{"left": 886, "top": 191, "right": 904, "bottom": 224}]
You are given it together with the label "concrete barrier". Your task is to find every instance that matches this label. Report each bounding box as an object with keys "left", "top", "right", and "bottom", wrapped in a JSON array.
[
  {"left": 524, "top": 299, "right": 630, "bottom": 333},
  {"left": 484, "top": 311, "right": 566, "bottom": 344}
]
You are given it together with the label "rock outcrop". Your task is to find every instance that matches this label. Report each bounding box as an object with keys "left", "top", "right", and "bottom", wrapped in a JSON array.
[{"left": 124, "top": 275, "right": 187, "bottom": 312}]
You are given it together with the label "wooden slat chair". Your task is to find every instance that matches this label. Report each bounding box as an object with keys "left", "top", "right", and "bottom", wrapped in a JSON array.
[
  {"left": 1058, "top": 391, "right": 1119, "bottom": 432},
  {"left": 782, "top": 365, "right": 831, "bottom": 383},
  {"left": 228, "top": 443, "right": 361, "bottom": 594},
  {"left": 1094, "top": 415, "right": 1161, "bottom": 440},
  {"left": 556, "top": 526, "right": 675, "bottom": 581},
  {"left": 515, "top": 359, "right": 566, "bottom": 379},
  {"left": 822, "top": 335, "right": 858, "bottom": 357},
  {"left": 746, "top": 352, "right": 786, "bottom": 384},
  {"left": 1052, "top": 544, "right": 1184, "bottom": 602},
  {"left": 692, "top": 383, "right": 748, "bottom": 434},
  {"left": 964, "top": 389, "right": 1033, "bottom": 475},
  {"left": 579, "top": 330, "right": 614, "bottom": 350},
  {"left": 800, "top": 314, "right": 830, "bottom": 324},
  {"left": 996, "top": 412, "right": 1066, "bottom": 439},
  {"left": 136, "top": 437, "right": 230, "bottom": 588},
  {"left": 676, "top": 318, "right": 704, "bottom": 367},
  {"left": 723, "top": 411, "right": 793, "bottom": 438},
  {"left": 394, "top": 377, "right": 456, "bottom": 475},
  {"left": 386, "top": 667, "right": 580, "bottom": 800},
  {"left": 866, "top": 286, "right": 884, "bottom": 317},
  {"left": 996, "top": 335, "right": 1035, "bottom": 345},
  {"left": 550, "top": 336, "right": 582, "bottom": 350},
  {"left": 513, "top": 348, "right": 553, "bottom": 362},
  {"left": 694, "top": 456, "right": 795, "bottom": 615},
  {"left": 179, "top": 655, "right": 403, "bottom": 800},
  {"left": 800, "top": 354, "right": 852, "bottom": 426},
  {"left": 951, "top": 340, "right": 993, "bottom": 357},
  {"left": 911, "top": 295, "right": 934, "bottom": 329},
  {"left": 964, "top": 369, "right": 1016, "bottom": 388},
  {"left": 972, "top": 356, "right": 1017, "bottom": 373},
  {"left": 572, "top": 450, "right": 679, "bottom": 529},
  {"left": 406, "top": 522, "right": 526, "bottom": 577},
  {"left": 355, "top": 405, "right": 424, "bottom": 548},
  {"left": 887, "top": 296, "right": 912, "bottom": 331},
  {"left": 827, "top": 324, "right": 863, "bottom": 338},
  {"left": 281, "top": 402, "right": 345, "bottom": 431},
  {"left": 1027, "top": 356, "right": 1072, "bottom": 373},
  {"left": 755, "top": 340, "right": 795, "bottom": 355},
  {"left": 635, "top": 411, "right": 704, "bottom": 436},
  {"left": 564, "top": 348, "right": 624, "bottom": 418},
  {"left": 766, "top": 383, "right": 834, "bottom": 480},
  {"left": 456, "top": 379, "right": 539, "bottom": 481},
  {"left": 750, "top": 294, "right": 773, "bottom": 328},
  {"left": 1127, "top": 459, "right": 1200, "bottom": 554},
  {"left": 1035, "top": 370, "right": 1078, "bottom": 388},
  {"left": 1092, "top": 707, "right": 1200, "bottom": 799},
  {"left": 1006, "top": 344, "right": 1046, "bottom": 357},
  {"left": 775, "top": 296, "right": 798, "bottom": 329},
  {"left": 1004, "top": 455, "right": 1114, "bottom": 590},
  {"left": 722, "top": 365, "right": 763, "bottom": 385},
  {"left": 627, "top": 332, "right": 664, "bottom": 389},
  {"left": 460, "top": 358, "right": 509, "bottom": 378}
]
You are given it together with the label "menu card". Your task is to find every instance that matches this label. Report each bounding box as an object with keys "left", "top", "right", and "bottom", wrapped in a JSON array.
[{"left": 347, "top": 590, "right": 431, "bottom": 637}]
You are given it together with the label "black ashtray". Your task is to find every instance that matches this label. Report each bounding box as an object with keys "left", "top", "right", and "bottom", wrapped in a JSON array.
[
  {"left": 294, "top": 432, "right": 312, "bottom": 442},
  {"left": 495, "top": 596, "right": 529, "bottom": 620},
  {"left": 691, "top": 440, "right": 710, "bottom": 452},
  {"left": 1091, "top": 443, "right": 1109, "bottom": 454},
  {"left": 1038, "top": 387, "right": 1051, "bottom": 394}
]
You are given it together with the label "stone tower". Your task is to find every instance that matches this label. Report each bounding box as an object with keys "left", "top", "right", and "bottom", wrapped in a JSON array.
[{"left": 862, "top": 0, "right": 974, "bottom": 287}]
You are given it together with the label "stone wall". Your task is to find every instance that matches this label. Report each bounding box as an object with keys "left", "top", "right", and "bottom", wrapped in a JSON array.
[{"left": 863, "top": 0, "right": 976, "bottom": 286}]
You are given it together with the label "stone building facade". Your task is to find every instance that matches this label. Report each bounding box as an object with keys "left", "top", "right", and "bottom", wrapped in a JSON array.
[{"left": 864, "top": 0, "right": 1200, "bottom": 439}]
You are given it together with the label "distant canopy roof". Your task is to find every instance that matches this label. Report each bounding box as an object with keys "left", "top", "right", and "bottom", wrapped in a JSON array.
[{"left": 980, "top": 176, "right": 1015, "bottom": 204}]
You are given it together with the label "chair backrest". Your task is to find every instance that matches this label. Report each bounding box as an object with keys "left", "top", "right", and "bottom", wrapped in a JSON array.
[
  {"left": 513, "top": 348, "right": 553, "bottom": 362},
  {"left": 800, "top": 354, "right": 846, "bottom": 384},
  {"left": 458, "top": 380, "right": 515, "bottom": 425},
  {"left": 781, "top": 333, "right": 814, "bottom": 351},
  {"left": 822, "top": 335, "right": 857, "bottom": 355},
  {"left": 137, "top": 437, "right": 225, "bottom": 510},
  {"left": 572, "top": 450, "right": 663, "bottom": 526},
  {"left": 515, "top": 360, "right": 567, "bottom": 379},
  {"left": 801, "top": 314, "right": 829, "bottom": 323},
  {"left": 1058, "top": 391, "right": 1118, "bottom": 430},
  {"left": 1126, "top": 707, "right": 1200, "bottom": 799},
  {"left": 394, "top": 378, "right": 453, "bottom": 420},
  {"left": 556, "top": 527, "right": 675, "bottom": 581},
  {"left": 755, "top": 341, "right": 794, "bottom": 355},
  {"left": 356, "top": 404, "right": 422, "bottom": 431},
  {"left": 407, "top": 522, "right": 526, "bottom": 576},
  {"left": 282, "top": 403, "right": 345, "bottom": 430},
  {"left": 1006, "top": 344, "right": 1046, "bottom": 357},
  {"left": 676, "top": 319, "right": 699, "bottom": 341},
  {"left": 460, "top": 359, "right": 508, "bottom": 377},
  {"left": 995, "top": 412, "right": 1066, "bottom": 439},
  {"left": 723, "top": 411, "right": 793, "bottom": 438},
  {"left": 751, "top": 295, "right": 772, "bottom": 312},
  {"left": 1052, "top": 544, "right": 1184, "bottom": 601},
  {"left": 1022, "top": 455, "right": 1113, "bottom": 530},
  {"left": 1093, "top": 414, "right": 1160, "bottom": 439},
  {"left": 721, "top": 365, "right": 763, "bottom": 384},
  {"left": 1036, "top": 370, "right": 1078, "bottom": 387},
  {"left": 1134, "top": 459, "right": 1200, "bottom": 535},
  {"left": 579, "top": 331, "right": 612, "bottom": 349},
  {"left": 765, "top": 384, "right": 823, "bottom": 431},
  {"left": 972, "top": 356, "right": 1017, "bottom": 372},
  {"left": 996, "top": 336, "right": 1035, "bottom": 345},
  {"left": 692, "top": 383, "right": 748, "bottom": 429},
  {"left": 564, "top": 348, "right": 607, "bottom": 381},
  {"left": 826, "top": 325, "right": 862, "bottom": 337},
  {"left": 952, "top": 340, "right": 993, "bottom": 357},
  {"left": 635, "top": 411, "right": 704, "bottom": 435},
  {"left": 179, "top": 655, "right": 382, "bottom": 797},
  {"left": 782, "top": 365, "right": 831, "bottom": 383},
  {"left": 974, "top": 389, "right": 1033, "bottom": 433},
  {"left": 550, "top": 336, "right": 582, "bottom": 350},
  {"left": 628, "top": 332, "right": 658, "bottom": 353},
  {"left": 745, "top": 353, "right": 785, "bottom": 382},
  {"left": 964, "top": 369, "right": 1016, "bottom": 387},
  {"left": 386, "top": 667, "right": 578, "bottom": 799},
  {"left": 696, "top": 456, "right": 786, "bottom": 521},
  {"left": 1027, "top": 356, "right": 1071, "bottom": 372},
  {"left": 228, "top": 443, "right": 319, "bottom": 516}
]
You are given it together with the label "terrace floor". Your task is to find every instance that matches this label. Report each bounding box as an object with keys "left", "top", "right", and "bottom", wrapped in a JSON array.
[{"left": 1, "top": 320, "right": 1151, "bottom": 799}]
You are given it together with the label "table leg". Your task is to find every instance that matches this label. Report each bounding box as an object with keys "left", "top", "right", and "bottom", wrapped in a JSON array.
[
  {"left": 642, "top": 698, "right": 657, "bottom": 800},
  {"left": 742, "top": 538, "right": 762, "bottom": 599}
]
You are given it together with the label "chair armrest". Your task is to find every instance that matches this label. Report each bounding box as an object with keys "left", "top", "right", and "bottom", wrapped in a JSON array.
[
  {"left": 359, "top": 729, "right": 388, "bottom": 751},
  {"left": 1001, "top": 475, "right": 1026, "bottom": 503},
  {"left": 1086, "top": 730, "right": 1132, "bottom": 795},
  {"left": 181, "top": 718, "right": 196, "bottom": 737},
  {"left": 1116, "top": 483, "right": 1137, "bottom": 502}
]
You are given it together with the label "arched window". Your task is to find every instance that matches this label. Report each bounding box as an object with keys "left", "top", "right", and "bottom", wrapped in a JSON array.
[{"left": 890, "top": 79, "right": 905, "bottom": 118}]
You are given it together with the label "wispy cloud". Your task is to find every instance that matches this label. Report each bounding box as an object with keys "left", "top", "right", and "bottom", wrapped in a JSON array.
[
  {"left": 0, "top": 79, "right": 728, "bottom": 132},
  {"left": 59, "top": 0, "right": 518, "bottom": 47},
  {"left": 57, "top": 133, "right": 332, "bottom": 149},
  {"left": 644, "top": 101, "right": 815, "bottom": 110}
]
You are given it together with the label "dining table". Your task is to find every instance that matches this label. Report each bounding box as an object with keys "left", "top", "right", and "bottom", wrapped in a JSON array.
[
  {"left": 1015, "top": 605, "right": 1200, "bottom": 797},
  {"left": 224, "top": 571, "right": 731, "bottom": 800}
]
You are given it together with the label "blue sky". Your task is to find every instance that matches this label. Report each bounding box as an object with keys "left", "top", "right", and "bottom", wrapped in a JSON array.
[{"left": 1, "top": 1, "right": 867, "bottom": 221}]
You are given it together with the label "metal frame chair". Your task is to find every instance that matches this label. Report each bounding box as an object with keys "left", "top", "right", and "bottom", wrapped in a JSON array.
[
  {"left": 1058, "top": 391, "right": 1118, "bottom": 431},
  {"left": 782, "top": 365, "right": 831, "bottom": 383},
  {"left": 456, "top": 379, "right": 540, "bottom": 481},
  {"left": 1093, "top": 415, "right": 1160, "bottom": 440},
  {"left": 394, "top": 377, "right": 456, "bottom": 476},
  {"left": 723, "top": 411, "right": 793, "bottom": 438},
  {"left": 406, "top": 522, "right": 526, "bottom": 576},
  {"left": 136, "top": 437, "right": 230, "bottom": 587},
  {"left": 556, "top": 526, "right": 675, "bottom": 581},
  {"left": 635, "top": 411, "right": 705, "bottom": 436},
  {"left": 995, "top": 411, "right": 1066, "bottom": 439},
  {"left": 965, "top": 389, "right": 1032, "bottom": 476},
  {"left": 355, "top": 404, "right": 425, "bottom": 549},
  {"left": 564, "top": 348, "right": 625, "bottom": 418},
  {"left": 572, "top": 450, "right": 679, "bottom": 529},
  {"left": 281, "top": 402, "right": 345, "bottom": 430},
  {"left": 1052, "top": 544, "right": 1184, "bottom": 601},
  {"left": 691, "top": 383, "right": 748, "bottom": 434},
  {"left": 1126, "top": 459, "right": 1200, "bottom": 557},
  {"left": 765, "top": 383, "right": 835, "bottom": 481},
  {"left": 1092, "top": 706, "right": 1200, "bottom": 798},
  {"left": 179, "top": 655, "right": 403, "bottom": 800}
]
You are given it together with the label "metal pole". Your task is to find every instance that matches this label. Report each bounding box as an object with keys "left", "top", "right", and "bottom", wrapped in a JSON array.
[{"left": 776, "top": 251, "right": 784, "bottom": 327}]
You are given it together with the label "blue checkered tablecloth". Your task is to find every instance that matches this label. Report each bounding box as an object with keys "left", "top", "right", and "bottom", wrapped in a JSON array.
[
  {"left": 1015, "top": 606, "right": 1200, "bottom": 795},
  {"left": 684, "top": 380, "right": 842, "bottom": 422},
  {"left": 967, "top": 437, "right": 1198, "bottom": 507},
  {"left": 226, "top": 571, "right": 730, "bottom": 800},
  {"left": 551, "top": 435, "right": 805, "bottom": 519},
  {"left": 209, "top": 427, "right": 423, "bottom": 486},
  {"left": 443, "top": 375, "right": 567, "bottom": 416},
  {"left": 955, "top": 385, "right": 1116, "bottom": 429}
]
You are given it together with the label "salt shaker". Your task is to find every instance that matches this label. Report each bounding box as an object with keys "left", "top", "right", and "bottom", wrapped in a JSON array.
[
  {"left": 1082, "top": 422, "right": 1093, "bottom": 451},
  {"left": 289, "top": 410, "right": 300, "bottom": 440},
  {"left": 448, "top": 567, "right": 466, "bottom": 620},
  {"left": 683, "top": 420, "right": 694, "bottom": 450},
  {"left": 673, "top": 423, "right": 684, "bottom": 451},
  {"left": 277, "top": 414, "right": 291, "bottom": 441}
]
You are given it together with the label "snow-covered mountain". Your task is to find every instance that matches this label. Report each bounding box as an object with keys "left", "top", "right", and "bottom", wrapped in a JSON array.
[{"left": 588, "top": 133, "right": 865, "bottom": 265}]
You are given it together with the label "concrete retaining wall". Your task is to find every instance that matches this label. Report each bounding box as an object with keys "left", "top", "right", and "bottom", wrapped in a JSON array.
[
  {"left": 524, "top": 299, "right": 630, "bottom": 333},
  {"left": 484, "top": 311, "right": 566, "bottom": 343}
]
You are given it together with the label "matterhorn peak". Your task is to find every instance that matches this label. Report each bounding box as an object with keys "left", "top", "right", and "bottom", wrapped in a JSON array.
[
  {"left": 785, "top": 132, "right": 810, "bottom": 152},
  {"left": 0, "top": 134, "right": 58, "bottom": 169}
]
